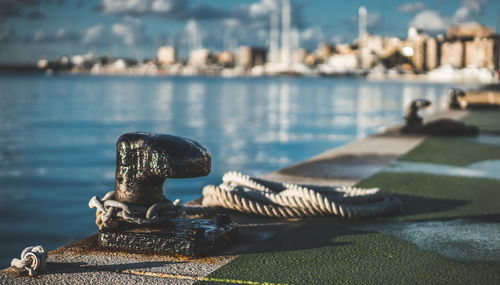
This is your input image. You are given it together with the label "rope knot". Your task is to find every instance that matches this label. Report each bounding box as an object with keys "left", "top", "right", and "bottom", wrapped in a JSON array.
[{"left": 11, "top": 246, "right": 48, "bottom": 277}]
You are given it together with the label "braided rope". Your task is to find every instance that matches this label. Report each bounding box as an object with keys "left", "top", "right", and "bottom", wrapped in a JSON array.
[{"left": 184, "top": 171, "right": 402, "bottom": 219}]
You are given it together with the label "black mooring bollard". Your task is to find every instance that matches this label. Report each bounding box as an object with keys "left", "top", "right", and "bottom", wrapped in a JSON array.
[
  {"left": 448, "top": 88, "right": 465, "bottom": 110},
  {"left": 115, "top": 132, "right": 211, "bottom": 206},
  {"left": 92, "top": 132, "right": 238, "bottom": 256},
  {"left": 400, "top": 99, "right": 478, "bottom": 136}
]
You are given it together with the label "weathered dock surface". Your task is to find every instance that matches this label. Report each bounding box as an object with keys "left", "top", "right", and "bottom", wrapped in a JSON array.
[{"left": 2, "top": 107, "right": 500, "bottom": 284}]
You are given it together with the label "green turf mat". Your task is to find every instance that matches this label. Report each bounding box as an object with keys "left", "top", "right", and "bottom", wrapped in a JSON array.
[
  {"left": 463, "top": 110, "right": 500, "bottom": 133},
  {"left": 203, "top": 173, "right": 500, "bottom": 285},
  {"left": 357, "top": 173, "right": 500, "bottom": 221},
  {"left": 399, "top": 137, "right": 500, "bottom": 166},
  {"left": 204, "top": 219, "right": 500, "bottom": 285},
  {"left": 203, "top": 122, "right": 500, "bottom": 285}
]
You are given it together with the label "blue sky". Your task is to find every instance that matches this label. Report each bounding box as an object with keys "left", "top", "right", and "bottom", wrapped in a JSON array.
[{"left": 0, "top": 0, "right": 499, "bottom": 63}]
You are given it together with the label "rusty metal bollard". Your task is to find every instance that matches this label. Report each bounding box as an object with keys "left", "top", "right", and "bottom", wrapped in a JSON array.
[{"left": 92, "top": 132, "right": 238, "bottom": 256}]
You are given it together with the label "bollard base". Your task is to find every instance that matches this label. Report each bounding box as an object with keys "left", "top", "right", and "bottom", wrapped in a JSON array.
[{"left": 98, "top": 217, "right": 238, "bottom": 256}]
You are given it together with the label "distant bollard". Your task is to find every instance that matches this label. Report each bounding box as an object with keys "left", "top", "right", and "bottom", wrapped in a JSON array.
[
  {"left": 448, "top": 88, "right": 465, "bottom": 110},
  {"left": 400, "top": 98, "right": 478, "bottom": 136},
  {"left": 403, "top": 98, "right": 430, "bottom": 129}
]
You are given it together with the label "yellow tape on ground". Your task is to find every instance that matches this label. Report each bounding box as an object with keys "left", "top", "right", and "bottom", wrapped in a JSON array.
[
  {"left": 120, "top": 269, "right": 290, "bottom": 284},
  {"left": 202, "top": 276, "right": 290, "bottom": 284}
]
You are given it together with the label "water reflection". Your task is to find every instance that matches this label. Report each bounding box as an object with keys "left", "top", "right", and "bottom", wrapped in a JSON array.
[{"left": 0, "top": 75, "right": 475, "bottom": 266}]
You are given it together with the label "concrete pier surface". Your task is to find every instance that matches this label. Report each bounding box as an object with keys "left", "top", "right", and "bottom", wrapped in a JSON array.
[{"left": 2, "top": 107, "right": 500, "bottom": 284}]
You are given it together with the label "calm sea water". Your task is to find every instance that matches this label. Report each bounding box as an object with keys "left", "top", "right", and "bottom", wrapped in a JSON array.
[{"left": 0, "top": 74, "right": 474, "bottom": 266}]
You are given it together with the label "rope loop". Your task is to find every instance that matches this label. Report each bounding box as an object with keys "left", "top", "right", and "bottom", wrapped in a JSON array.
[
  {"left": 11, "top": 246, "right": 48, "bottom": 277},
  {"left": 185, "top": 171, "right": 402, "bottom": 219}
]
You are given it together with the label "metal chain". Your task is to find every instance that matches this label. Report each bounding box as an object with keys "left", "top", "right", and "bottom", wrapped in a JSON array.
[
  {"left": 88, "top": 191, "right": 181, "bottom": 229},
  {"left": 11, "top": 246, "right": 48, "bottom": 277}
]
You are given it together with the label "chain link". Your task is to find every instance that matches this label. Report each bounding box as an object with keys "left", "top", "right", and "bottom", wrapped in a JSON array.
[{"left": 88, "top": 191, "right": 180, "bottom": 229}]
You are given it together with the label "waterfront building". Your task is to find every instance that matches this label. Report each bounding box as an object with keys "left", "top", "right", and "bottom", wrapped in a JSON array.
[
  {"left": 441, "top": 41, "right": 464, "bottom": 68},
  {"left": 358, "top": 34, "right": 384, "bottom": 69},
  {"left": 237, "top": 46, "right": 267, "bottom": 68},
  {"left": 465, "top": 37, "right": 495, "bottom": 70},
  {"left": 318, "top": 42, "right": 359, "bottom": 74},
  {"left": 358, "top": 6, "right": 367, "bottom": 40},
  {"left": 157, "top": 46, "right": 176, "bottom": 66},
  {"left": 442, "top": 22, "right": 498, "bottom": 71},
  {"left": 410, "top": 37, "right": 426, "bottom": 71},
  {"left": 111, "top": 59, "right": 127, "bottom": 72},
  {"left": 304, "top": 53, "right": 320, "bottom": 66},
  {"left": 268, "top": 8, "right": 280, "bottom": 64},
  {"left": 214, "top": 51, "right": 234, "bottom": 67},
  {"left": 336, "top": 43, "right": 355, "bottom": 55},
  {"left": 280, "top": 0, "right": 292, "bottom": 68},
  {"left": 37, "top": 58, "right": 48, "bottom": 69},
  {"left": 425, "top": 37, "right": 439, "bottom": 71},
  {"left": 317, "top": 43, "right": 335, "bottom": 60},
  {"left": 326, "top": 54, "right": 358, "bottom": 72},
  {"left": 405, "top": 27, "right": 428, "bottom": 72},
  {"left": 189, "top": 49, "right": 211, "bottom": 67},
  {"left": 186, "top": 19, "right": 202, "bottom": 56},
  {"left": 382, "top": 37, "right": 404, "bottom": 58},
  {"left": 60, "top": 56, "right": 69, "bottom": 65},
  {"left": 447, "top": 22, "right": 493, "bottom": 39},
  {"left": 296, "top": 48, "right": 307, "bottom": 64}
]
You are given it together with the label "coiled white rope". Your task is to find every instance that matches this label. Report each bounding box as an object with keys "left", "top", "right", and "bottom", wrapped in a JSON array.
[
  {"left": 11, "top": 246, "right": 48, "bottom": 277},
  {"left": 183, "top": 171, "right": 402, "bottom": 219}
]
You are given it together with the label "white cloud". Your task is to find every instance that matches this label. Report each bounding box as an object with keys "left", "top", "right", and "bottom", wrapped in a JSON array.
[
  {"left": 397, "top": 2, "right": 427, "bottom": 13},
  {"left": 112, "top": 16, "right": 147, "bottom": 46},
  {"left": 301, "top": 26, "right": 324, "bottom": 42},
  {"left": 223, "top": 18, "right": 240, "bottom": 28},
  {"left": 248, "top": 0, "right": 279, "bottom": 17},
  {"left": 102, "top": 0, "right": 185, "bottom": 15},
  {"left": 83, "top": 24, "right": 104, "bottom": 45},
  {"left": 152, "top": 0, "right": 176, "bottom": 13},
  {"left": 409, "top": 10, "right": 448, "bottom": 31},
  {"left": 452, "top": 0, "right": 487, "bottom": 23},
  {"left": 409, "top": 0, "right": 489, "bottom": 32},
  {"left": 103, "top": 0, "right": 147, "bottom": 14},
  {"left": 30, "top": 28, "right": 79, "bottom": 43},
  {"left": 300, "top": 26, "right": 324, "bottom": 50},
  {"left": 231, "top": 0, "right": 292, "bottom": 30},
  {"left": 101, "top": 0, "right": 304, "bottom": 51}
]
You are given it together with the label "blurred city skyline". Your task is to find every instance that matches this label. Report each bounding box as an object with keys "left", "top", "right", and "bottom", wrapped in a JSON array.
[{"left": 1, "top": 0, "right": 500, "bottom": 63}]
